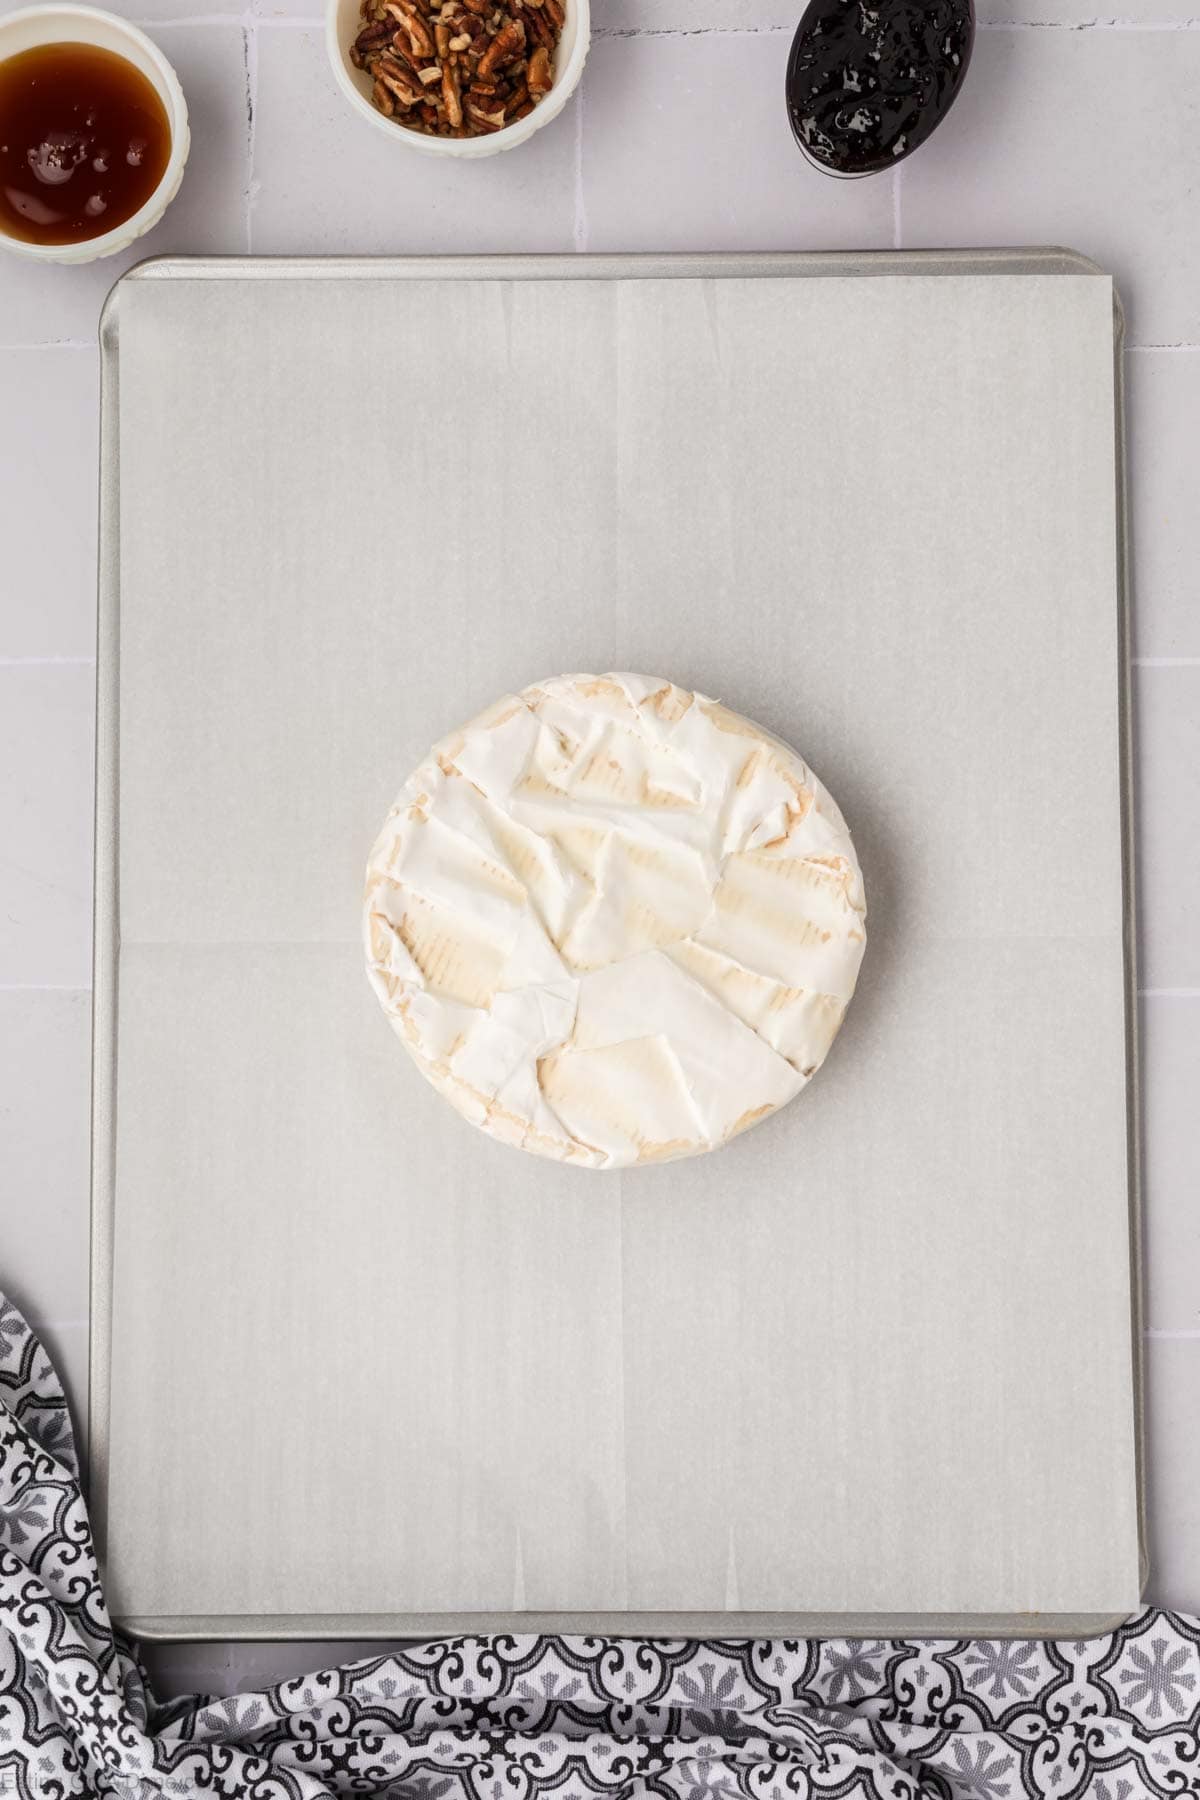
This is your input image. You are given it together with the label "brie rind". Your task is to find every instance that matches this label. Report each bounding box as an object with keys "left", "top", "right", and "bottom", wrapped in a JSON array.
[{"left": 364, "top": 673, "right": 867, "bottom": 1169}]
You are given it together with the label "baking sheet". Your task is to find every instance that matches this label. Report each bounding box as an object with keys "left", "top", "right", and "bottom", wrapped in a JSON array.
[{"left": 91, "top": 251, "right": 1142, "bottom": 1639}]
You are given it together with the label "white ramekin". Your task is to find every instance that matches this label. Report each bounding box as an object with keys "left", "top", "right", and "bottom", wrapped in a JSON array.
[
  {"left": 326, "top": 0, "right": 588, "bottom": 157},
  {"left": 0, "top": 4, "right": 189, "bottom": 263}
]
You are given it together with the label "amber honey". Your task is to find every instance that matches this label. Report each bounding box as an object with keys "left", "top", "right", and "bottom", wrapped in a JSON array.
[{"left": 0, "top": 41, "right": 171, "bottom": 246}]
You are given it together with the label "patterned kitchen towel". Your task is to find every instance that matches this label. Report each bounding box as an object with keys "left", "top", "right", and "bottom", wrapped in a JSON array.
[{"left": 0, "top": 1290, "right": 1195, "bottom": 1800}]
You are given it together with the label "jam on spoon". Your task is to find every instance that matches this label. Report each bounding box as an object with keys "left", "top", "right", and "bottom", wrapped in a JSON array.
[
  {"left": 0, "top": 41, "right": 170, "bottom": 246},
  {"left": 786, "top": 0, "right": 974, "bottom": 178}
]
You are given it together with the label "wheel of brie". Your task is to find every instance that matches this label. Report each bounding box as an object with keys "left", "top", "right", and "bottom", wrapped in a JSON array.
[{"left": 364, "top": 674, "right": 867, "bottom": 1169}]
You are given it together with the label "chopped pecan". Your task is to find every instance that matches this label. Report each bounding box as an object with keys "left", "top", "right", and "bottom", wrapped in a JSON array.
[
  {"left": 357, "top": 0, "right": 561, "bottom": 136},
  {"left": 477, "top": 14, "right": 523, "bottom": 74},
  {"left": 386, "top": 0, "right": 435, "bottom": 55},
  {"left": 382, "top": 66, "right": 424, "bottom": 104},
  {"left": 377, "top": 49, "right": 427, "bottom": 92},
  {"left": 441, "top": 57, "right": 463, "bottom": 125},
  {"left": 525, "top": 45, "right": 551, "bottom": 93},
  {"left": 410, "top": 13, "right": 437, "bottom": 52},
  {"left": 525, "top": 7, "right": 554, "bottom": 48}
]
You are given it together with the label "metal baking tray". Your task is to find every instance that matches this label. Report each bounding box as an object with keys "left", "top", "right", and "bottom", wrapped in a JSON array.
[{"left": 91, "top": 248, "right": 1143, "bottom": 1641}]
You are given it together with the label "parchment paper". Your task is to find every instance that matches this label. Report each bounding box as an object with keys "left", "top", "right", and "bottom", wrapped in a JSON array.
[{"left": 98, "top": 263, "right": 1139, "bottom": 1633}]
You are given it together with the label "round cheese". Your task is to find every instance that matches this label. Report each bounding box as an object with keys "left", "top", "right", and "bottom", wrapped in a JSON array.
[{"left": 364, "top": 673, "right": 867, "bottom": 1169}]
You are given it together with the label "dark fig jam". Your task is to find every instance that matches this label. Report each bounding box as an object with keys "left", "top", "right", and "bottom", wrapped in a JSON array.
[{"left": 786, "top": 0, "right": 974, "bottom": 178}]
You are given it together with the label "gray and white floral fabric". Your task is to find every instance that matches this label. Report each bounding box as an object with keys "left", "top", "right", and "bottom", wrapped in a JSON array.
[{"left": 0, "top": 1292, "right": 1195, "bottom": 1800}]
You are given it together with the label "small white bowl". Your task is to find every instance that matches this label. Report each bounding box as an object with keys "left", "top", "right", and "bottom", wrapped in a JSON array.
[
  {"left": 326, "top": 0, "right": 588, "bottom": 157},
  {"left": 0, "top": 3, "right": 188, "bottom": 263}
]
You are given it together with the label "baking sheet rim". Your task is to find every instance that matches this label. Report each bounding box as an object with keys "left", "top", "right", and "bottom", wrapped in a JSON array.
[{"left": 89, "top": 245, "right": 1144, "bottom": 1643}]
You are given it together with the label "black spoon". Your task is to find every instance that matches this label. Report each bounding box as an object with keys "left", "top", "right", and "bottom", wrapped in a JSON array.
[{"left": 786, "top": 0, "right": 975, "bottom": 179}]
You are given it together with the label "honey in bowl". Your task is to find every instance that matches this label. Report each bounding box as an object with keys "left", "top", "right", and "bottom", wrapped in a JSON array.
[{"left": 0, "top": 41, "right": 170, "bottom": 246}]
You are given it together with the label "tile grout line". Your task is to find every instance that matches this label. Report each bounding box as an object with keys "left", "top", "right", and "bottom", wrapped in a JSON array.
[
  {"left": 130, "top": 9, "right": 343, "bottom": 22},
  {"left": 0, "top": 656, "right": 96, "bottom": 668},
  {"left": 131, "top": 9, "right": 267, "bottom": 24},
  {"left": 131, "top": 10, "right": 257, "bottom": 23},
  {"left": 244, "top": 19, "right": 261, "bottom": 252},
  {"left": 212, "top": 14, "right": 1200, "bottom": 33},
  {"left": 980, "top": 14, "right": 1200, "bottom": 25},
  {"left": 0, "top": 985, "right": 92, "bottom": 995},
  {"left": 9, "top": 974, "right": 1182, "bottom": 996},
  {"left": 5, "top": 334, "right": 1198, "bottom": 351},
  {"left": 593, "top": 22, "right": 789, "bottom": 36},
  {"left": 587, "top": 16, "right": 1200, "bottom": 34},
  {"left": 19, "top": 980, "right": 1189, "bottom": 999},
  {"left": 573, "top": 81, "right": 587, "bottom": 253},
  {"left": 0, "top": 650, "right": 1193, "bottom": 680}
]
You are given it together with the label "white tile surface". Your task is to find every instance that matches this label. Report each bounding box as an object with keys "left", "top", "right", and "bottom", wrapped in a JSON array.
[
  {"left": 258, "top": 0, "right": 1200, "bottom": 22},
  {"left": 1142, "top": 998, "right": 1200, "bottom": 1334},
  {"left": 125, "top": 0, "right": 246, "bottom": 15},
  {"left": 1145, "top": 1339, "right": 1200, "bottom": 1613},
  {"left": 581, "top": 32, "right": 895, "bottom": 252},
  {"left": 901, "top": 28, "right": 1200, "bottom": 348},
  {"left": 251, "top": 24, "right": 578, "bottom": 253},
  {"left": 0, "top": 665, "right": 95, "bottom": 990},
  {"left": 589, "top": 2, "right": 1200, "bottom": 30},
  {"left": 0, "top": 22, "right": 250, "bottom": 346},
  {"left": 1127, "top": 350, "right": 1200, "bottom": 659},
  {"left": 975, "top": 0, "right": 1200, "bottom": 17},
  {"left": 125, "top": 0, "right": 245, "bottom": 14},
  {"left": 0, "top": 349, "right": 99, "bottom": 658},
  {"left": 597, "top": 1, "right": 791, "bottom": 28},
  {"left": 1137, "top": 665, "right": 1200, "bottom": 993},
  {"left": 0, "top": 990, "right": 92, "bottom": 1331},
  {"left": 254, "top": 0, "right": 321, "bottom": 16}
]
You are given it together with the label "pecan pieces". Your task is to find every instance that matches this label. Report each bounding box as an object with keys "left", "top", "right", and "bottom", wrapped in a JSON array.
[{"left": 351, "top": 0, "right": 564, "bottom": 137}]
